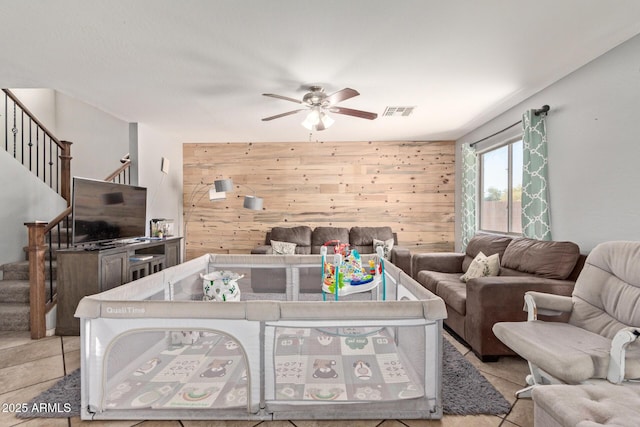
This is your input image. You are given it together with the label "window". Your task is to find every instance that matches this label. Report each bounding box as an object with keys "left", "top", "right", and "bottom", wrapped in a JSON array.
[{"left": 479, "top": 139, "right": 523, "bottom": 234}]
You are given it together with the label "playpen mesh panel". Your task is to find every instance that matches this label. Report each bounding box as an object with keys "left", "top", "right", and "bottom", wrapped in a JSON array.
[
  {"left": 169, "top": 263, "right": 382, "bottom": 304},
  {"left": 102, "top": 330, "right": 248, "bottom": 410},
  {"left": 270, "top": 325, "right": 426, "bottom": 403}
]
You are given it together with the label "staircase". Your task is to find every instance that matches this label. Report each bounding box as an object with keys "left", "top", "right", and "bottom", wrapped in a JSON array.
[
  {"left": 0, "top": 258, "right": 56, "bottom": 331},
  {"left": 0, "top": 217, "right": 69, "bottom": 331},
  {"left": 0, "top": 88, "right": 131, "bottom": 337}
]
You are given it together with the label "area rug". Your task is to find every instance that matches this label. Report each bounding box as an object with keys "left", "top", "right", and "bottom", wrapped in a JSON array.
[{"left": 18, "top": 338, "right": 510, "bottom": 418}]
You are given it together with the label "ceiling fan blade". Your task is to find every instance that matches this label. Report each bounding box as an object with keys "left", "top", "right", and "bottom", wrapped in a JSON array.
[
  {"left": 325, "top": 88, "right": 359, "bottom": 105},
  {"left": 330, "top": 106, "right": 378, "bottom": 120},
  {"left": 261, "top": 109, "right": 305, "bottom": 121},
  {"left": 262, "top": 93, "right": 303, "bottom": 104}
]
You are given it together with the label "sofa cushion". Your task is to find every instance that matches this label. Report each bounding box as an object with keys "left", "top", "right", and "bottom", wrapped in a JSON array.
[
  {"left": 462, "top": 233, "right": 513, "bottom": 272},
  {"left": 270, "top": 226, "right": 312, "bottom": 254},
  {"left": 350, "top": 226, "right": 395, "bottom": 254},
  {"left": 532, "top": 382, "right": 640, "bottom": 427},
  {"left": 460, "top": 252, "right": 500, "bottom": 283},
  {"left": 416, "top": 270, "right": 466, "bottom": 316},
  {"left": 502, "top": 238, "right": 580, "bottom": 280},
  {"left": 310, "top": 226, "right": 350, "bottom": 254},
  {"left": 271, "top": 240, "right": 296, "bottom": 255}
]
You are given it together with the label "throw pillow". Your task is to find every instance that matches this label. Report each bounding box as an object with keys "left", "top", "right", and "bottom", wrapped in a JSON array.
[
  {"left": 271, "top": 240, "right": 296, "bottom": 255},
  {"left": 373, "top": 238, "right": 394, "bottom": 259},
  {"left": 460, "top": 252, "right": 500, "bottom": 283}
]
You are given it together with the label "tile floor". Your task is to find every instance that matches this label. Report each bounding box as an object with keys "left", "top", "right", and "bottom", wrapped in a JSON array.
[{"left": 0, "top": 330, "right": 534, "bottom": 427}]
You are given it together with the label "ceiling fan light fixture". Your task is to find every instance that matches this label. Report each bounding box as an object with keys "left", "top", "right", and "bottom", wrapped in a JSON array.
[
  {"left": 264, "top": 86, "right": 375, "bottom": 129},
  {"left": 320, "top": 112, "right": 334, "bottom": 128},
  {"left": 301, "top": 108, "right": 320, "bottom": 130},
  {"left": 301, "top": 108, "right": 334, "bottom": 131}
]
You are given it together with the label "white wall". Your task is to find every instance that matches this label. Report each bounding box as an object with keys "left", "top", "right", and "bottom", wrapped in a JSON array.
[
  {"left": 10, "top": 89, "right": 57, "bottom": 134},
  {"left": 0, "top": 150, "right": 67, "bottom": 267},
  {"left": 54, "top": 92, "right": 129, "bottom": 180},
  {"left": 137, "top": 124, "right": 183, "bottom": 239},
  {"left": 456, "top": 33, "right": 640, "bottom": 253}
]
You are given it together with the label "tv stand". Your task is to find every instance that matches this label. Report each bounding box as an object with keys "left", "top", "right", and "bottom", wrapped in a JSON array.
[{"left": 56, "top": 236, "right": 182, "bottom": 335}]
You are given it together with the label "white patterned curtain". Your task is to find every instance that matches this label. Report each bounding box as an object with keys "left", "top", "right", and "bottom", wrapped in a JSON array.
[
  {"left": 521, "top": 110, "right": 551, "bottom": 240},
  {"left": 461, "top": 143, "right": 477, "bottom": 250}
]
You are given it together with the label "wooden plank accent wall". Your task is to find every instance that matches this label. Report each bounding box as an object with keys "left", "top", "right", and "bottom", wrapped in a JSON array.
[{"left": 183, "top": 140, "right": 455, "bottom": 260}]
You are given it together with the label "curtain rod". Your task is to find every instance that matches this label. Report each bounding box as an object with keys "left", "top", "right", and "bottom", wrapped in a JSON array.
[{"left": 469, "top": 105, "right": 550, "bottom": 147}]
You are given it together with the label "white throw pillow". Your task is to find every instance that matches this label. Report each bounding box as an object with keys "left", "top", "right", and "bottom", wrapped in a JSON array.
[
  {"left": 373, "top": 238, "right": 395, "bottom": 259},
  {"left": 460, "top": 252, "right": 500, "bottom": 283},
  {"left": 271, "top": 240, "right": 297, "bottom": 255}
]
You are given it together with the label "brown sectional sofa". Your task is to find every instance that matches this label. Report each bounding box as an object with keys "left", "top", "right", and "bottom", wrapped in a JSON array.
[
  {"left": 251, "top": 225, "right": 411, "bottom": 274},
  {"left": 411, "top": 233, "right": 585, "bottom": 361}
]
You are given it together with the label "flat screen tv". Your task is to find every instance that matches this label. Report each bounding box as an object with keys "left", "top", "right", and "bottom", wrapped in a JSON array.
[{"left": 72, "top": 177, "right": 147, "bottom": 245}]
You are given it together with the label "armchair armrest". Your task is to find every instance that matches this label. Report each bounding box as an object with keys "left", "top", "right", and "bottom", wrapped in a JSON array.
[
  {"left": 465, "top": 275, "right": 575, "bottom": 358},
  {"left": 523, "top": 291, "right": 573, "bottom": 321},
  {"left": 390, "top": 246, "right": 411, "bottom": 276},
  {"left": 411, "top": 252, "right": 464, "bottom": 279},
  {"left": 607, "top": 327, "right": 640, "bottom": 384}
]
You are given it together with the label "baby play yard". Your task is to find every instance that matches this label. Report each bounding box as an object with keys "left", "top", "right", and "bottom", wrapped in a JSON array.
[{"left": 75, "top": 251, "right": 446, "bottom": 421}]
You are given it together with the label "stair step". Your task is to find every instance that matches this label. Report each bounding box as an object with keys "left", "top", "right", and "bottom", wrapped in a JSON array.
[
  {"left": 0, "top": 280, "right": 29, "bottom": 303},
  {"left": 0, "top": 303, "right": 30, "bottom": 331},
  {"left": 0, "top": 260, "right": 56, "bottom": 281},
  {"left": 0, "top": 280, "right": 56, "bottom": 303}
]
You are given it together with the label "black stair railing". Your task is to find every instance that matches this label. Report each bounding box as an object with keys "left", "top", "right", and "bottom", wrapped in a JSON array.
[{"left": 2, "top": 89, "right": 72, "bottom": 203}]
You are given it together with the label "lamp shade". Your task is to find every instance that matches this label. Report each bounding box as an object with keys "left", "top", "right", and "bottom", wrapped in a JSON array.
[
  {"left": 320, "top": 112, "right": 334, "bottom": 128},
  {"left": 243, "top": 195, "right": 263, "bottom": 210},
  {"left": 209, "top": 189, "right": 226, "bottom": 201},
  {"left": 214, "top": 178, "right": 233, "bottom": 192},
  {"left": 301, "top": 108, "right": 334, "bottom": 131}
]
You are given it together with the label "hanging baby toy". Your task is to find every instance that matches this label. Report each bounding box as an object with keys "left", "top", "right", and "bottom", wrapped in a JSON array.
[
  {"left": 321, "top": 240, "right": 374, "bottom": 299},
  {"left": 321, "top": 240, "right": 349, "bottom": 293}
]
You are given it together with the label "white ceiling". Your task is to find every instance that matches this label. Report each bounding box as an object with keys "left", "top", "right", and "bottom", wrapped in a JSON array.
[{"left": 1, "top": 0, "right": 640, "bottom": 143}]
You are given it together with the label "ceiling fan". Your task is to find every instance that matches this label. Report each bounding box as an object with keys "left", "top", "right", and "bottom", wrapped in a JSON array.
[{"left": 261, "top": 86, "right": 378, "bottom": 131}]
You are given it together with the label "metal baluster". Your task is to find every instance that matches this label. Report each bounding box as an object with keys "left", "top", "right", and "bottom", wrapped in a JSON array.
[
  {"left": 47, "top": 229, "right": 54, "bottom": 304},
  {"left": 20, "top": 110, "right": 24, "bottom": 165},
  {"left": 36, "top": 127, "right": 40, "bottom": 178},
  {"left": 28, "top": 117, "right": 33, "bottom": 172},
  {"left": 42, "top": 132, "right": 46, "bottom": 184},
  {"left": 4, "top": 92, "right": 7, "bottom": 152},
  {"left": 48, "top": 136, "right": 53, "bottom": 189},
  {"left": 55, "top": 145, "right": 60, "bottom": 193},
  {"left": 12, "top": 99, "right": 17, "bottom": 158}
]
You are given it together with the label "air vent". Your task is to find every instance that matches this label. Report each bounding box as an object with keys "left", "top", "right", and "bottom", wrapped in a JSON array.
[{"left": 383, "top": 106, "right": 416, "bottom": 117}]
